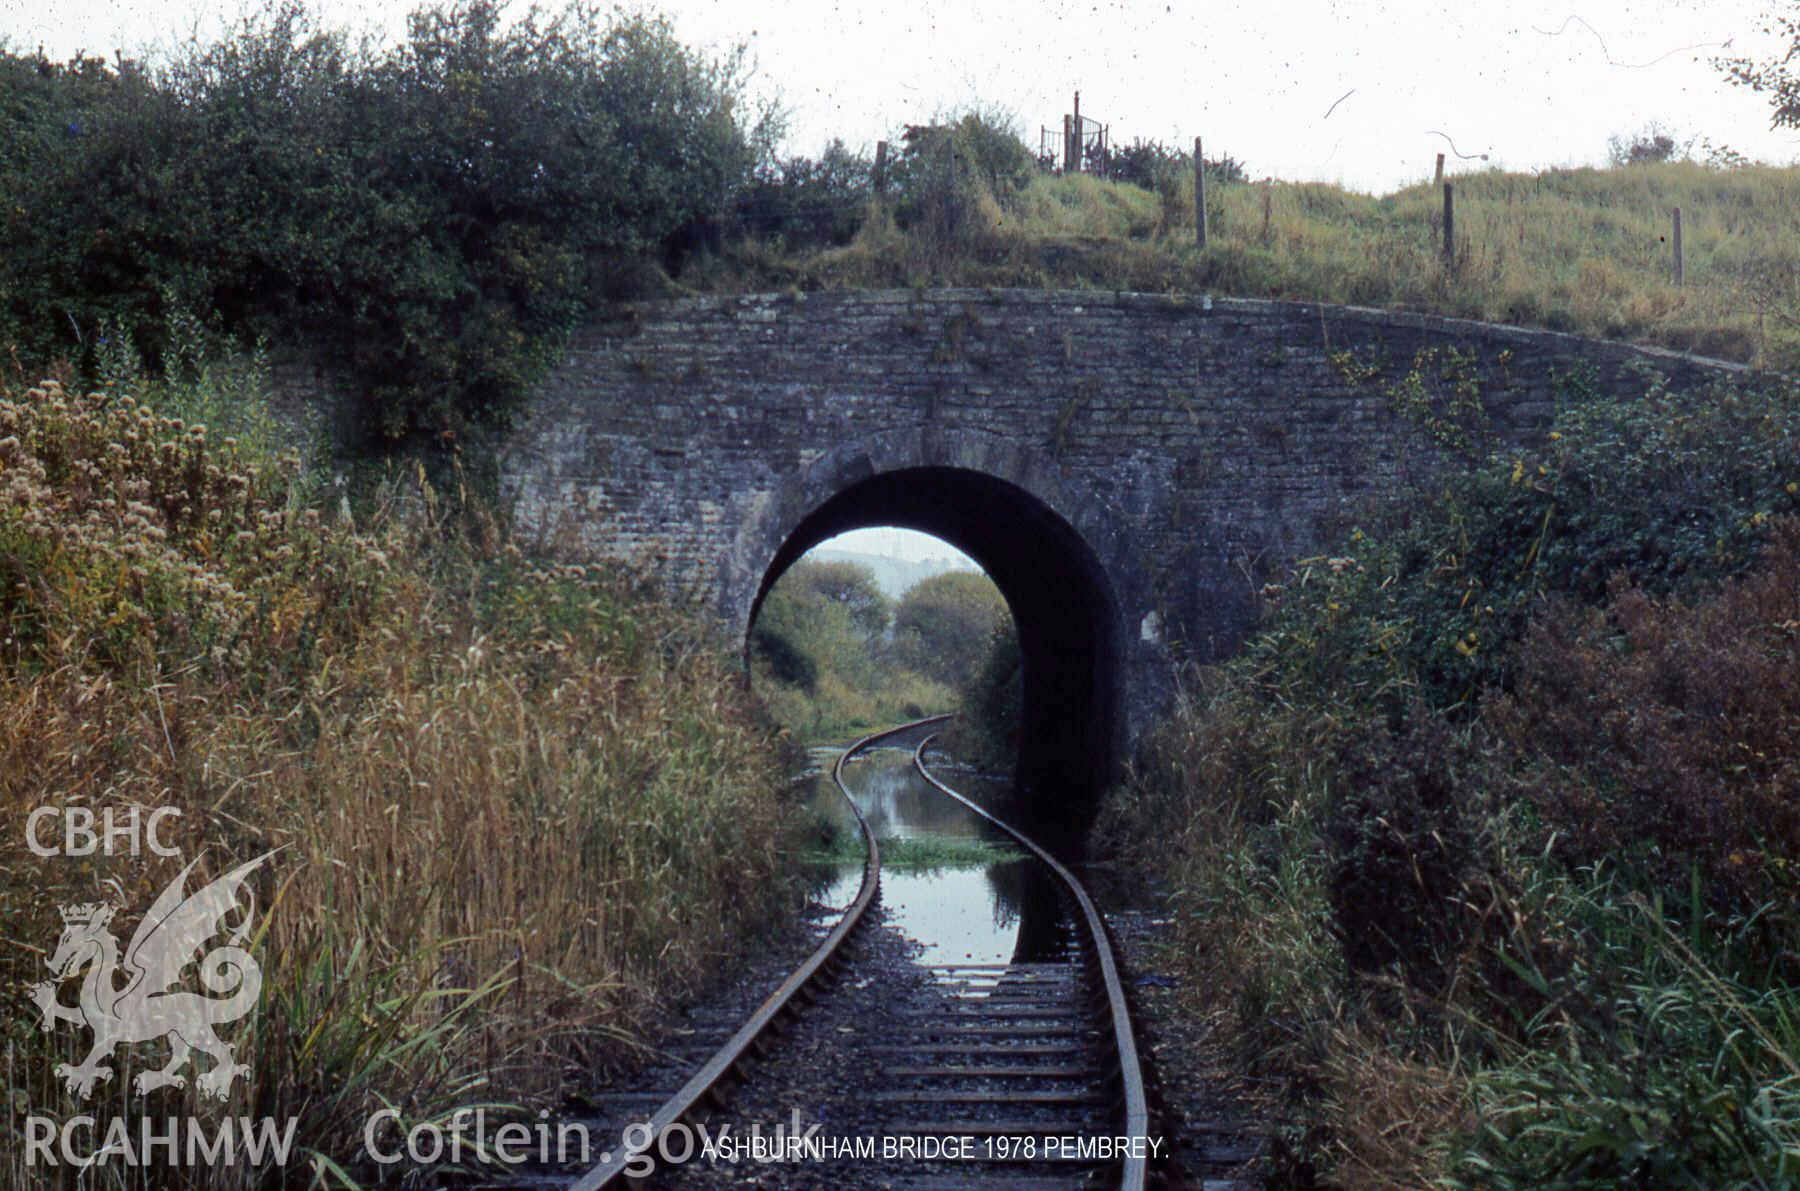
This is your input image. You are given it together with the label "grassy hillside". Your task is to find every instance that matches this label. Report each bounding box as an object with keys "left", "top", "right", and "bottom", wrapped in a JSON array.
[
  {"left": 0, "top": 363, "right": 799, "bottom": 1186},
  {"left": 687, "top": 159, "right": 1800, "bottom": 373}
]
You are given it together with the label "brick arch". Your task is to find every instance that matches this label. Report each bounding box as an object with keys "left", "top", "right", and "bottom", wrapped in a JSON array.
[
  {"left": 501, "top": 288, "right": 1748, "bottom": 788},
  {"left": 730, "top": 428, "right": 1136, "bottom": 812}
]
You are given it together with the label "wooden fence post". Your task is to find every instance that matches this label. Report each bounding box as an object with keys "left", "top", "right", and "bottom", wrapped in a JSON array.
[
  {"left": 1442, "top": 182, "right": 1455, "bottom": 268},
  {"left": 1672, "top": 206, "right": 1684, "bottom": 286},
  {"left": 873, "top": 140, "right": 889, "bottom": 197},
  {"left": 943, "top": 135, "right": 961, "bottom": 238},
  {"left": 1063, "top": 115, "right": 1075, "bottom": 173},
  {"left": 1073, "top": 90, "right": 1082, "bottom": 170},
  {"left": 1434, "top": 153, "right": 1445, "bottom": 186},
  {"left": 1194, "top": 136, "right": 1208, "bottom": 249}
]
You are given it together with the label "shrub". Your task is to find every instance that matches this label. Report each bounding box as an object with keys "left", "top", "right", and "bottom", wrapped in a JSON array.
[
  {"left": 1606, "top": 121, "right": 1689, "bottom": 166},
  {"left": 749, "top": 558, "right": 960, "bottom": 741},
  {"left": 1486, "top": 519, "right": 1800, "bottom": 919},
  {"left": 0, "top": 1, "right": 767, "bottom": 448},
  {"left": 1325, "top": 714, "right": 1491, "bottom": 996},
  {"left": 889, "top": 108, "right": 1037, "bottom": 245},
  {"left": 1250, "top": 376, "right": 1800, "bottom": 713},
  {"left": 731, "top": 140, "right": 872, "bottom": 249},
  {"left": 1105, "top": 139, "right": 1184, "bottom": 191},
  {"left": 1103, "top": 138, "right": 1246, "bottom": 191},
  {"left": 891, "top": 570, "right": 1009, "bottom": 687},
  {"left": 1104, "top": 374, "right": 1800, "bottom": 1185}
]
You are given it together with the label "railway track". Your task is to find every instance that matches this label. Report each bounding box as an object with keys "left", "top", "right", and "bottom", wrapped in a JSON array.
[{"left": 545, "top": 715, "right": 1155, "bottom": 1189}]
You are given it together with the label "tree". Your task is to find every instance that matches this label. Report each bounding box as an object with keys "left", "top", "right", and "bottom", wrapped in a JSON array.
[
  {"left": 750, "top": 594, "right": 818, "bottom": 692},
  {"left": 1605, "top": 122, "right": 1686, "bottom": 166},
  {"left": 957, "top": 621, "right": 1022, "bottom": 766},
  {"left": 0, "top": 0, "right": 770, "bottom": 447},
  {"left": 1718, "top": 5, "right": 1800, "bottom": 129},
  {"left": 786, "top": 559, "right": 890, "bottom": 635},
  {"left": 892, "top": 572, "right": 1009, "bottom": 686},
  {"left": 750, "top": 559, "right": 889, "bottom": 693},
  {"left": 889, "top": 107, "right": 1036, "bottom": 243},
  {"left": 731, "top": 140, "right": 872, "bottom": 248}
]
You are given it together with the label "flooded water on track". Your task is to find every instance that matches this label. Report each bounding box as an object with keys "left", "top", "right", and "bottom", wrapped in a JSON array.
[{"left": 805, "top": 743, "right": 1075, "bottom": 974}]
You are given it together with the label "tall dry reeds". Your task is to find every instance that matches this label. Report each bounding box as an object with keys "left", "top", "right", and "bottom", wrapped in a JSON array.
[{"left": 0, "top": 377, "right": 797, "bottom": 1187}]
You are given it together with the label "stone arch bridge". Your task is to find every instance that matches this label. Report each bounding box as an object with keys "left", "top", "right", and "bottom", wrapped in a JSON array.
[{"left": 501, "top": 289, "right": 1742, "bottom": 812}]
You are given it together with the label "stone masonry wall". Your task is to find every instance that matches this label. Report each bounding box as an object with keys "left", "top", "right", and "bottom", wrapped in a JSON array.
[{"left": 501, "top": 288, "right": 1745, "bottom": 741}]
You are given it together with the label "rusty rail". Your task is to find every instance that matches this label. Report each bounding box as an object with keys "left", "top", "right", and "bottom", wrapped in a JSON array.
[
  {"left": 572, "top": 714, "right": 950, "bottom": 1189},
  {"left": 912, "top": 731, "right": 1150, "bottom": 1191}
]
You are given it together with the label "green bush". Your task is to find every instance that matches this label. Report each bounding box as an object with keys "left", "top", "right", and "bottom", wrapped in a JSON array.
[
  {"left": 750, "top": 558, "right": 960, "bottom": 741},
  {"left": 953, "top": 620, "right": 1022, "bottom": 767},
  {"left": 732, "top": 140, "right": 872, "bottom": 248},
  {"left": 0, "top": 0, "right": 766, "bottom": 447},
  {"left": 889, "top": 109, "right": 1037, "bottom": 242},
  {"left": 891, "top": 570, "right": 1009, "bottom": 686},
  {"left": 1104, "top": 138, "right": 1247, "bottom": 191},
  {"left": 1250, "top": 375, "right": 1800, "bottom": 712},
  {"left": 1105, "top": 374, "right": 1800, "bottom": 1185}
]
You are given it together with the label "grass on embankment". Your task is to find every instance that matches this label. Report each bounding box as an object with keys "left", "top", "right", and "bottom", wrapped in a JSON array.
[
  {"left": 755, "top": 668, "right": 955, "bottom": 747},
  {"left": 686, "top": 160, "right": 1800, "bottom": 372},
  {"left": 0, "top": 369, "right": 799, "bottom": 1185},
  {"left": 1101, "top": 373, "right": 1800, "bottom": 1187},
  {"left": 802, "top": 833, "right": 1022, "bottom": 873}
]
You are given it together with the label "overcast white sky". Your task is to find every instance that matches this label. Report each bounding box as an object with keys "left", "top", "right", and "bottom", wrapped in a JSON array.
[
  {"left": 818, "top": 527, "right": 977, "bottom": 564},
  {"left": 5, "top": 0, "right": 1797, "bottom": 194}
]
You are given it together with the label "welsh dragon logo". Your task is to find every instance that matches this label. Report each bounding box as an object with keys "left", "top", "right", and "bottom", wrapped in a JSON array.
[{"left": 28, "top": 850, "right": 279, "bottom": 1101}]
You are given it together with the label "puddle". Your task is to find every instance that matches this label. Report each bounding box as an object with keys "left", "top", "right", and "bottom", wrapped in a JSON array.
[{"left": 806, "top": 745, "right": 1073, "bottom": 975}]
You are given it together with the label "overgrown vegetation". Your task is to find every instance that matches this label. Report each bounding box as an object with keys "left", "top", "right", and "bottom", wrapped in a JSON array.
[
  {"left": 802, "top": 831, "right": 1023, "bottom": 873},
  {"left": 949, "top": 620, "right": 1022, "bottom": 769},
  {"left": 750, "top": 558, "right": 1009, "bottom": 743},
  {"left": 0, "top": 0, "right": 768, "bottom": 449},
  {"left": 6, "top": 5, "right": 1800, "bottom": 1184},
  {"left": 688, "top": 154, "right": 1800, "bottom": 371},
  {"left": 0, "top": 364, "right": 797, "bottom": 1186},
  {"left": 11, "top": 2, "right": 1799, "bottom": 464},
  {"left": 891, "top": 571, "right": 1012, "bottom": 686},
  {"left": 1103, "top": 374, "right": 1800, "bottom": 1186}
]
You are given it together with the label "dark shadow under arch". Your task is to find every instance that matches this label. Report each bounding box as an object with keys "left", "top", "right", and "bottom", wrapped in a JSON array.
[{"left": 749, "top": 467, "right": 1123, "bottom": 824}]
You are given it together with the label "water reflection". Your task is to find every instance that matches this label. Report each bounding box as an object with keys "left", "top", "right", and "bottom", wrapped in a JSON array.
[{"left": 809, "top": 746, "right": 1072, "bottom": 973}]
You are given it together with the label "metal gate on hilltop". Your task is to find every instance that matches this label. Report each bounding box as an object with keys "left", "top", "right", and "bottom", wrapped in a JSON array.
[{"left": 1040, "top": 91, "right": 1109, "bottom": 173}]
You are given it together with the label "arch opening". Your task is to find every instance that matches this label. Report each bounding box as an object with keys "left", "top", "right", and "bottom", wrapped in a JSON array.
[{"left": 748, "top": 467, "right": 1124, "bottom": 824}]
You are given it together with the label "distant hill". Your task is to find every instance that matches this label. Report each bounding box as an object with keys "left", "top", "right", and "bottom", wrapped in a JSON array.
[{"left": 809, "top": 549, "right": 977, "bottom": 599}]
